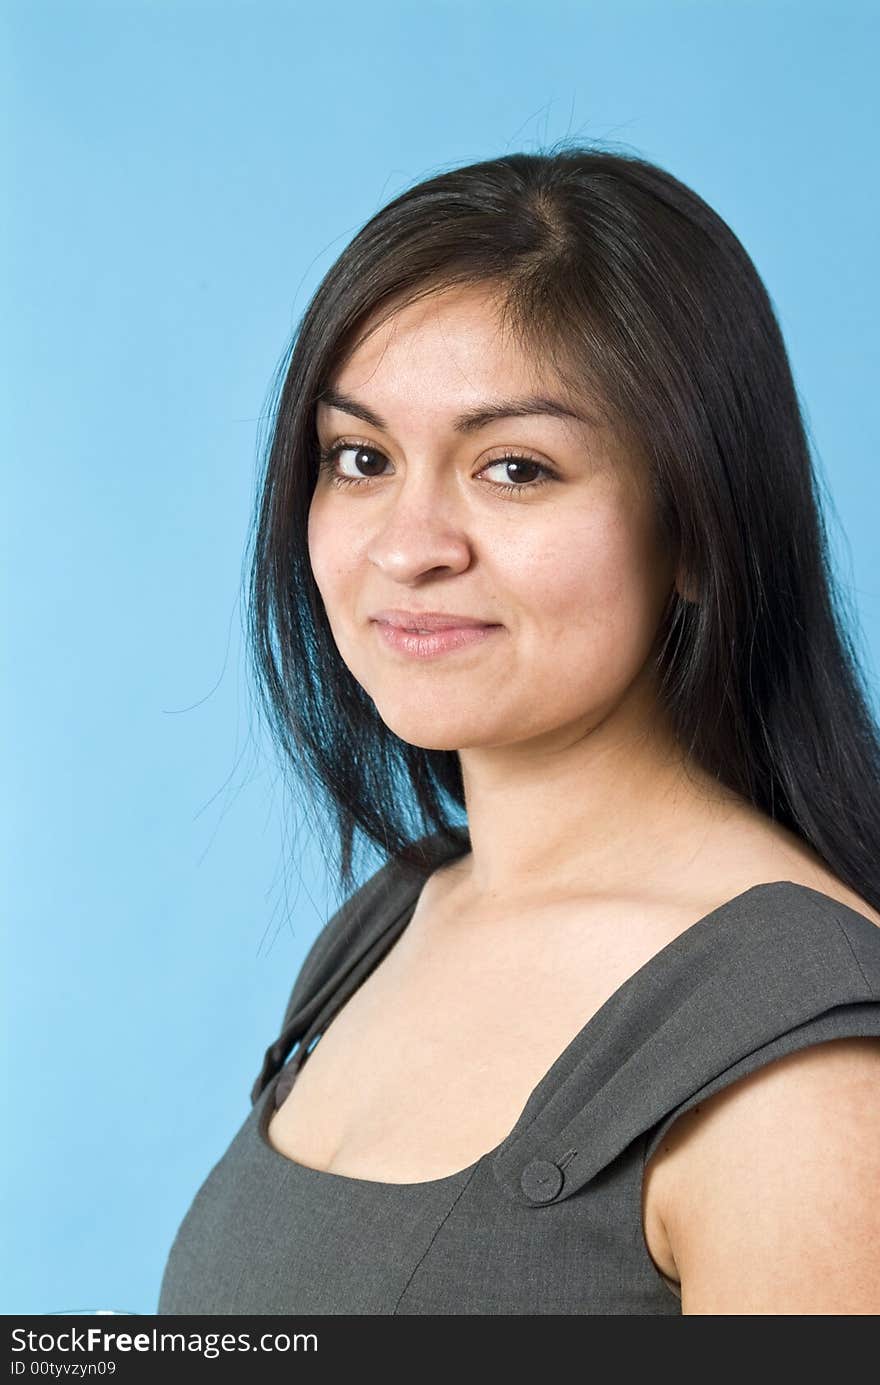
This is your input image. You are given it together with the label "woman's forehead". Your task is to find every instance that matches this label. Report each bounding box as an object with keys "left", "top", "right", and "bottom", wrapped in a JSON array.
[{"left": 324, "top": 301, "right": 601, "bottom": 427}]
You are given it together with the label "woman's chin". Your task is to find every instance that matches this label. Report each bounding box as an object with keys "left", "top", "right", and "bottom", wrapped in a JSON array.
[
  {"left": 384, "top": 723, "right": 466, "bottom": 752},
  {"left": 373, "top": 707, "right": 476, "bottom": 752}
]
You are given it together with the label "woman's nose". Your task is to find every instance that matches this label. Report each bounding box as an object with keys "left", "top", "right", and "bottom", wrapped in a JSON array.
[{"left": 365, "top": 473, "right": 473, "bottom": 581}]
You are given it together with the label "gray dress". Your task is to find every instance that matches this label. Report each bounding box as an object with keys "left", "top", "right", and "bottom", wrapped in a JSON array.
[{"left": 157, "top": 828, "right": 880, "bottom": 1315}]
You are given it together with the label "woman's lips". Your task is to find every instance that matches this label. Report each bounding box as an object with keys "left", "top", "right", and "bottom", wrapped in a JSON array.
[{"left": 373, "top": 620, "right": 501, "bottom": 659}]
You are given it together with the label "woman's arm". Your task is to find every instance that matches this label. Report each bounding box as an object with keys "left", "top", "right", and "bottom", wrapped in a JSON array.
[{"left": 660, "top": 1036, "right": 880, "bottom": 1314}]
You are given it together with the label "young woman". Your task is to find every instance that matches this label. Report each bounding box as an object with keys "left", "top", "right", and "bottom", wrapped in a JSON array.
[{"left": 158, "top": 143, "right": 880, "bottom": 1315}]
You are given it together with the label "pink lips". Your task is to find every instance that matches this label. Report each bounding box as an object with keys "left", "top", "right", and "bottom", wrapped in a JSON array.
[
  {"left": 371, "top": 608, "right": 499, "bottom": 630},
  {"left": 371, "top": 611, "right": 502, "bottom": 660}
]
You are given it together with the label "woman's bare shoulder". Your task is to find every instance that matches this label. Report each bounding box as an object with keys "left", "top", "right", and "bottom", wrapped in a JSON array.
[
  {"left": 656, "top": 1033, "right": 880, "bottom": 1312},
  {"left": 793, "top": 868, "right": 880, "bottom": 927},
  {"left": 691, "top": 800, "right": 880, "bottom": 928},
  {"left": 640, "top": 823, "right": 880, "bottom": 1304}
]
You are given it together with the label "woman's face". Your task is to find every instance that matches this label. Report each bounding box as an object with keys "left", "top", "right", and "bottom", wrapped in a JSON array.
[{"left": 308, "top": 283, "right": 677, "bottom": 753}]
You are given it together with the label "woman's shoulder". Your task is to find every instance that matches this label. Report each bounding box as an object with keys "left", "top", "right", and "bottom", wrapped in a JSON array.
[
  {"left": 642, "top": 848, "right": 880, "bottom": 1310},
  {"left": 789, "top": 869, "right": 880, "bottom": 928},
  {"left": 650, "top": 1014, "right": 880, "bottom": 1312},
  {"left": 277, "top": 829, "right": 459, "bottom": 1030},
  {"left": 249, "top": 828, "right": 465, "bottom": 1105},
  {"left": 700, "top": 796, "right": 880, "bottom": 926}
]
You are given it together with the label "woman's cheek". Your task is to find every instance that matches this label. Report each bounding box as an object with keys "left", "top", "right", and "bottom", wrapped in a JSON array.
[
  {"left": 307, "top": 505, "right": 351, "bottom": 601},
  {"left": 513, "top": 514, "right": 625, "bottom": 623}
]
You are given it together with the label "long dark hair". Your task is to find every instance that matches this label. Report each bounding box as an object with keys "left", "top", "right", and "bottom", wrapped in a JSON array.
[{"left": 243, "top": 140, "right": 880, "bottom": 908}]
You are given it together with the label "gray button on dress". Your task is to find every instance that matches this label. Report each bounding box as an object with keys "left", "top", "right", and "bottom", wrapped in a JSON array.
[{"left": 157, "top": 828, "right": 880, "bottom": 1315}]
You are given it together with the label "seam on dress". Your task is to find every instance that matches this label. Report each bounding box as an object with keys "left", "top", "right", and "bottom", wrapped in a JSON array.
[
  {"left": 831, "top": 915, "right": 875, "bottom": 994},
  {"left": 391, "top": 1160, "right": 484, "bottom": 1315},
  {"left": 789, "top": 887, "right": 874, "bottom": 996}
]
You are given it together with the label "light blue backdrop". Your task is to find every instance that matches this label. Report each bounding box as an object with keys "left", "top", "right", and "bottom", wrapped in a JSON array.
[{"left": 3, "top": 0, "right": 878, "bottom": 1315}]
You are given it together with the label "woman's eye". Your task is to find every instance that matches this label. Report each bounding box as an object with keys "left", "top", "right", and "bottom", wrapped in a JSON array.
[
  {"left": 479, "top": 457, "right": 552, "bottom": 490},
  {"left": 318, "top": 443, "right": 390, "bottom": 482},
  {"left": 317, "top": 441, "right": 556, "bottom": 496}
]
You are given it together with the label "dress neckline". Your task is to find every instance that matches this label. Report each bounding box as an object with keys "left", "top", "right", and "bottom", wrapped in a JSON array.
[{"left": 252, "top": 872, "right": 870, "bottom": 1191}]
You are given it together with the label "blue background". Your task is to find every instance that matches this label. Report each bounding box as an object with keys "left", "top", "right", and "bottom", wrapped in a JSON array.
[{"left": 3, "top": 0, "right": 878, "bottom": 1315}]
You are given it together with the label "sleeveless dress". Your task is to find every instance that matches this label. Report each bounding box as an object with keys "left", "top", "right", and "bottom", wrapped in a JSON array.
[{"left": 157, "top": 828, "right": 880, "bottom": 1315}]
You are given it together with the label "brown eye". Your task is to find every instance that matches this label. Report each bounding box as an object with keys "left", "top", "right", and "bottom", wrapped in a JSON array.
[
  {"left": 482, "top": 458, "right": 546, "bottom": 486},
  {"left": 316, "top": 440, "right": 558, "bottom": 498},
  {"left": 478, "top": 454, "right": 558, "bottom": 495},
  {"left": 317, "top": 442, "right": 391, "bottom": 485}
]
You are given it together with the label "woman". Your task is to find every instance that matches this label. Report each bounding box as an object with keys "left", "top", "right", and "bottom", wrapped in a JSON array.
[{"left": 158, "top": 143, "right": 880, "bottom": 1315}]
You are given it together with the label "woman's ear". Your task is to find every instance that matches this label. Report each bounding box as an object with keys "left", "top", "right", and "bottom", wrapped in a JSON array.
[{"left": 674, "top": 563, "right": 699, "bottom": 605}]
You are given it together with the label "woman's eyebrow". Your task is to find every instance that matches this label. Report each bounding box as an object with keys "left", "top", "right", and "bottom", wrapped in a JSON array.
[{"left": 316, "top": 386, "right": 600, "bottom": 434}]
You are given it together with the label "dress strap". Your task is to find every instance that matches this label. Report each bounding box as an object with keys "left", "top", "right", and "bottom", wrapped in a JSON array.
[
  {"left": 249, "top": 827, "right": 468, "bottom": 1105},
  {"left": 489, "top": 883, "right": 880, "bottom": 1207}
]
